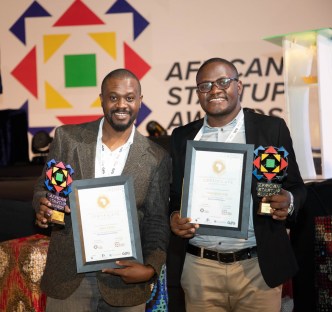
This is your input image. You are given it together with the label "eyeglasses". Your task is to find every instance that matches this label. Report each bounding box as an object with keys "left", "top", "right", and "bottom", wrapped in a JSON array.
[{"left": 197, "top": 77, "right": 239, "bottom": 93}]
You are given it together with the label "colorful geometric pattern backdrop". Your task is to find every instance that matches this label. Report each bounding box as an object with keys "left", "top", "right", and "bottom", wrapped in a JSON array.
[
  {"left": 1, "top": 0, "right": 151, "bottom": 142},
  {"left": 1, "top": 0, "right": 331, "bottom": 161}
]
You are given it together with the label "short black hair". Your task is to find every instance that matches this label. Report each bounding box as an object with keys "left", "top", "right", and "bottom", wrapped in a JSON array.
[
  {"left": 196, "top": 58, "right": 239, "bottom": 83},
  {"left": 100, "top": 69, "right": 141, "bottom": 95}
]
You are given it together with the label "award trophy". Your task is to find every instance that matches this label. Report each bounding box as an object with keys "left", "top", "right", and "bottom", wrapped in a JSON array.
[
  {"left": 252, "top": 146, "right": 288, "bottom": 215},
  {"left": 44, "top": 159, "right": 74, "bottom": 225}
]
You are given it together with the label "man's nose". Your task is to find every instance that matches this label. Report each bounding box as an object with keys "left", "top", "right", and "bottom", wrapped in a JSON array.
[
  {"left": 210, "top": 83, "right": 222, "bottom": 93},
  {"left": 116, "top": 97, "right": 127, "bottom": 107}
]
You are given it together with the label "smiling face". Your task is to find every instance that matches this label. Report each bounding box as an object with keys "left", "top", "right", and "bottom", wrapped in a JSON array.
[
  {"left": 196, "top": 61, "right": 243, "bottom": 127},
  {"left": 100, "top": 75, "right": 142, "bottom": 132}
]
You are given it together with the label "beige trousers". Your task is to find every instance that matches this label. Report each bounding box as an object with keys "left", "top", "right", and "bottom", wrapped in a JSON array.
[{"left": 181, "top": 253, "right": 282, "bottom": 312}]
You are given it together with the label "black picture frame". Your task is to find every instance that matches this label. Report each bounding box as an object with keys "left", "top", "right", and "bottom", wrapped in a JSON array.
[
  {"left": 181, "top": 140, "right": 254, "bottom": 238},
  {"left": 69, "top": 175, "right": 143, "bottom": 273}
]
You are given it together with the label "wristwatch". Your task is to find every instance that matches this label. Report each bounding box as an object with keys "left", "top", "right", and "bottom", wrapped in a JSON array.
[{"left": 288, "top": 192, "right": 294, "bottom": 216}]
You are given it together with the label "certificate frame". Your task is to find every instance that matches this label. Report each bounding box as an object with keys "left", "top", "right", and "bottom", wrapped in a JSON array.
[
  {"left": 69, "top": 175, "right": 143, "bottom": 273},
  {"left": 181, "top": 140, "right": 254, "bottom": 239}
]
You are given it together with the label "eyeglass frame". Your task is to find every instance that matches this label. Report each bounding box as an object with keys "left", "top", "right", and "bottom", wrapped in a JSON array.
[{"left": 197, "top": 77, "right": 239, "bottom": 93}]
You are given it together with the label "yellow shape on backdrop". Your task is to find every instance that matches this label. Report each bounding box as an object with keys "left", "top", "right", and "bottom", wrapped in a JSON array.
[
  {"left": 90, "top": 97, "right": 101, "bottom": 108},
  {"left": 45, "top": 81, "right": 72, "bottom": 108},
  {"left": 43, "top": 34, "right": 70, "bottom": 62},
  {"left": 89, "top": 32, "right": 116, "bottom": 59}
]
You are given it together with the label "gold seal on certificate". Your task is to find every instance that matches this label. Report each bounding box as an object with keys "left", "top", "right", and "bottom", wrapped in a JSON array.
[
  {"left": 252, "top": 146, "right": 288, "bottom": 215},
  {"left": 44, "top": 159, "right": 74, "bottom": 225}
]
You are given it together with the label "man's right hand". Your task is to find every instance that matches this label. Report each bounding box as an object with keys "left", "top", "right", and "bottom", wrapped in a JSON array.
[
  {"left": 170, "top": 211, "right": 199, "bottom": 238},
  {"left": 35, "top": 197, "right": 70, "bottom": 228}
]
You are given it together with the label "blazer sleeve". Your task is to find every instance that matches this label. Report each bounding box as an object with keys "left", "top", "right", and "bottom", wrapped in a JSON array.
[
  {"left": 278, "top": 118, "right": 307, "bottom": 221},
  {"left": 169, "top": 127, "right": 187, "bottom": 216},
  {"left": 141, "top": 150, "right": 172, "bottom": 275}
]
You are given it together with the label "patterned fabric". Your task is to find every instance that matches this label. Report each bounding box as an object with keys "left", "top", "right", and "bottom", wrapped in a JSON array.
[
  {"left": 315, "top": 216, "right": 332, "bottom": 311},
  {"left": 0, "top": 235, "right": 169, "bottom": 312},
  {"left": 146, "top": 264, "right": 168, "bottom": 312},
  {"left": 0, "top": 234, "right": 49, "bottom": 312}
]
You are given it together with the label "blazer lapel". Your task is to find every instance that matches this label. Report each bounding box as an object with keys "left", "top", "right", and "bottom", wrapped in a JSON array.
[
  {"left": 188, "top": 119, "right": 204, "bottom": 140},
  {"left": 75, "top": 119, "right": 100, "bottom": 179},
  {"left": 122, "top": 130, "right": 147, "bottom": 178},
  {"left": 244, "top": 110, "right": 258, "bottom": 146}
]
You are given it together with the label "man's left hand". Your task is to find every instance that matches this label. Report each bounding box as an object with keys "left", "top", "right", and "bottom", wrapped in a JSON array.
[{"left": 102, "top": 261, "right": 155, "bottom": 283}]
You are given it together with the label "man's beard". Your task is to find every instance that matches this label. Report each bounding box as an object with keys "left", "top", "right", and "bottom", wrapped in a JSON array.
[{"left": 106, "top": 109, "right": 136, "bottom": 132}]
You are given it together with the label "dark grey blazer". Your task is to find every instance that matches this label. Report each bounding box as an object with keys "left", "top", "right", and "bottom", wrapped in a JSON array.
[
  {"left": 32, "top": 119, "right": 171, "bottom": 306},
  {"left": 168, "top": 108, "right": 307, "bottom": 288}
]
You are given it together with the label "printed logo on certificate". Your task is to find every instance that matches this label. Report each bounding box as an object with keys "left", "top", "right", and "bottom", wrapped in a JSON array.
[
  {"left": 69, "top": 176, "right": 143, "bottom": 273},
  {"left": 181, "top": 141, "right": 254, "bottom": 239}
]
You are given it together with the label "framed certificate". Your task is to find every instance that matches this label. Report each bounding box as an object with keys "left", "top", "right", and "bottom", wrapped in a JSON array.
[
  {"left": 181, "top": 140, "right": 254, "bottom": 239},
  {"left": 69, "top": 175, "right": 143, "bottom": 273}
]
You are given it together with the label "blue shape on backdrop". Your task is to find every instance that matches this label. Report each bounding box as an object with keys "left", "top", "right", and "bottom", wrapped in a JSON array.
[
  {"left": 106, "top": 0, "right": 149, "bottom": 40},
  {"left": 135, "top": 102, "right": 152, "bottom": 127},
  {"left": 9, "top": 1, "right": 51, "bottom": 45}
]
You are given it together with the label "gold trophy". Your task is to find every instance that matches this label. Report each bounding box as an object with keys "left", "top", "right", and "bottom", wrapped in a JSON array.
[
  {"left": 252, "top": 146, "right": 288, "bottom": 215},
  {"left": 44, "top": 159, "right": 74, "bottom": 225}
]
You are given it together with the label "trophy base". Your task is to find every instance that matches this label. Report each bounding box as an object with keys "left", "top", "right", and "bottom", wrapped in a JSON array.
[
  {"left": 47, "top": 193, "right": 66, "bottom": 226},
  {"left": 50, "top": 210, "right": 65, "bottom": 225},
  {"left": 258, "top": 202, "right": 272, "bottom": 215},
  {"left": 256, "top": 182, "right": 282, "bottom": 216},
  {"left": 257, "top": 182, "right": 281, "bottom": 197}
]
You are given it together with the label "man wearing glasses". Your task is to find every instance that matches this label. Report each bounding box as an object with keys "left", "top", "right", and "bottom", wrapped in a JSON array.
[{"left": 168, "top": 58, "right": 306, "bottom": 311}]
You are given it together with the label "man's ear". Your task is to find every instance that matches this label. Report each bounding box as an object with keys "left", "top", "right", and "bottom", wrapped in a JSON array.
[
  {"left": 139, "top": 95, "right": 143, "bottom": 108},
  {"left": 237, "top": 80, "right": 243, "bottom": 96}
]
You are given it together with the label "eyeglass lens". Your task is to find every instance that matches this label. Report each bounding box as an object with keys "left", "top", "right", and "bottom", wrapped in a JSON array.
[{"left": 198, "top": 78, "right": 236, "bottom": 92}]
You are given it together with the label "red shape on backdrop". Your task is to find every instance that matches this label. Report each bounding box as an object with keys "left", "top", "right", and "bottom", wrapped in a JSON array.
[
  {"left": 57, "top": 115, "right": 102, "bottom": 125},
  {"left": 53, "top": 0, "right": 104, "bottom": 26},
  {"left": 124, "top": 43, "right": 151, "bottom": 80},
  {"left": 11, "top": 47, "right": 38, "bottom": 98}
]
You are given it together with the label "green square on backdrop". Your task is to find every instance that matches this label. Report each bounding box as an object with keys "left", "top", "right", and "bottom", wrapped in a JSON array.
[
  {"left": 64, "top": 54, "right": 97, "bottom": 87},
  {"left": 265, "top": 159, "right": 275, "bottom": 168}
]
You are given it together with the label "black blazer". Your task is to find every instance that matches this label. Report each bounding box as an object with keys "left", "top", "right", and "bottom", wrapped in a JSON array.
[{"left": 168, "top": 108, "right": 306, "bottom": 288}]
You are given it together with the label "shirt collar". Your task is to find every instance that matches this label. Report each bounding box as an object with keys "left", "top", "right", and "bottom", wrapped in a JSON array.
[
  {"left": 203, "top": 108, "right": 244, "bottom": 131},
  {"left": 98, "top": 117, "right": 135, "bottom": 147}
]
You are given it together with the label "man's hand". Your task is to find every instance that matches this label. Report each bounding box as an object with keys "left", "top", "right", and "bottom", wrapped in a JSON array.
[
  {"left": 262, "top": 188, "right": 291, "bottom": 221},
  {"left": 170, "top": 211, "right": 199, "bottom": 238},
  {"left": 102, "top": 261, "right": 155, "bottom": 284},
  {"left": 35, "top": 197, "right": 70, "bottom": 228}
]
